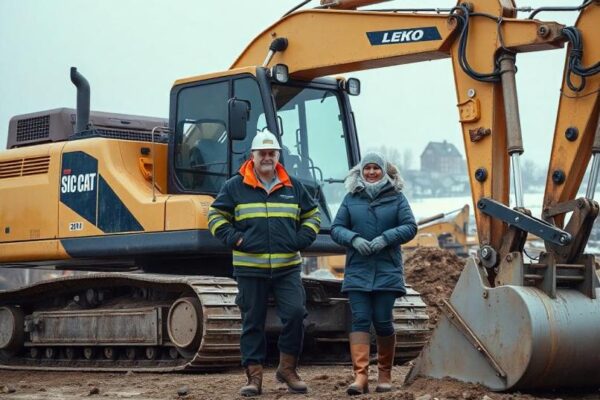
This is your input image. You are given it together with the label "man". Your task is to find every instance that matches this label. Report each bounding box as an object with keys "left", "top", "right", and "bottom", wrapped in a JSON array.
[{"left": 208, "top": 129, "right": 321, "bottom": 397}]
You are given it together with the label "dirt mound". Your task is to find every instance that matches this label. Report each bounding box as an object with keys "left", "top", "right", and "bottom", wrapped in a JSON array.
[
  {"left": 404, "top": 247, "right": 466, "bottom": 326},
  {"left": 406, "top": 376, "right": 492, "bottom": 400}
]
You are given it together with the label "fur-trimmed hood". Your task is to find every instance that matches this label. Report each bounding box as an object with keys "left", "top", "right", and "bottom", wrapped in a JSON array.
[{"left": 344, "top": 162, "right": 404, "bottom": 194}]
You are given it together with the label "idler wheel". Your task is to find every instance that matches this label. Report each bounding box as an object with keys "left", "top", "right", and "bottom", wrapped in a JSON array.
[
  {"left": 0, "top": 306, "right": 24, "bottom": 354},
  {"left": 167, "top": 297, "right": 203, "bottom": 355}
]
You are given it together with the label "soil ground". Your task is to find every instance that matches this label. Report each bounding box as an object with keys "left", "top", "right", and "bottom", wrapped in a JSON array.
[
  {"left": 2, "top": 365, "right": 599, "bottom": 400},
  {"left": 2, "top": 248, "right": 600, "bottom": 399}
]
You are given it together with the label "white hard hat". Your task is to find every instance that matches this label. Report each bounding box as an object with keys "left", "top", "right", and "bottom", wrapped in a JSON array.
[{"left": 251, "top": 129, "right": 281, "bottom": 151}]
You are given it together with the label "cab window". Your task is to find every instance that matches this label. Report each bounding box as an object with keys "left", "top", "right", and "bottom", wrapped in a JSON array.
[{"left": 174, "top": 77, "right": 266, "bottom": 193}]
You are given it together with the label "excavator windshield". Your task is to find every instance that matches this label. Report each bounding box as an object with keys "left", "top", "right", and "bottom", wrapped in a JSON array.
[
  {"left": 170, "top": 72, "right": 356, "bottom": 230},
  {"left": 272, "top": 82, "right": 353, "bottom": 229}
]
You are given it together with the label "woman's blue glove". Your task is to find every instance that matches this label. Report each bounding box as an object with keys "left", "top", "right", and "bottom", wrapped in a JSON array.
[
  {"left": 369, "top": 236, "right": 388, "bottom": 253},
  {"left": 351, "top": 237, "right": 372, "bottom": 256}
]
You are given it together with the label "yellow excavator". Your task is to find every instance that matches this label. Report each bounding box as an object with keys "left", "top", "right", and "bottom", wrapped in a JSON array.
[
  {"left": 404, "top": 204, "right": 474, "bottom": 255},
  {"left": 0, "top": 0, "right": 599, "bottom": 390}
]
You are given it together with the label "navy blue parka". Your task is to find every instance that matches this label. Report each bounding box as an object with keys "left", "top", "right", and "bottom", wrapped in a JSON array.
[{"left": 331, "top": 167, "right": 417, "bottom": 296}]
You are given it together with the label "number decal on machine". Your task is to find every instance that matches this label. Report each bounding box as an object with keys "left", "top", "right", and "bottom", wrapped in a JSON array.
[{"left": 69, "top": 222, "right": 84, "bottom": 231}]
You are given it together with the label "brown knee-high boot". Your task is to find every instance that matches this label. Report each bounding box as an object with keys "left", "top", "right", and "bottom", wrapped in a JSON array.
[
  {"left": 347, "top": 332, "right": 371, "bottom": 395},
  {"left": 375, "top": 334, "right": 396, "bottom": 392}
]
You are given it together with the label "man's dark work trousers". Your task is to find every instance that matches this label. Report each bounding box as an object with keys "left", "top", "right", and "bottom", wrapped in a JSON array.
[{"left": 235, "top": 272, "right": 307, "bottom": 366}]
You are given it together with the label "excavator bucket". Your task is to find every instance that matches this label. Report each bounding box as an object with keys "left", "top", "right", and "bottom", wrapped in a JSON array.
[{"left": 406, "top": 256, "right": 600, "bottom": 391}]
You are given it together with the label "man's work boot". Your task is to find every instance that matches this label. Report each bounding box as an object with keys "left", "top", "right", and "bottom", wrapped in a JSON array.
[
  {"left": 275, "top": 353, "right": 308, "bottom": 393},
  {"left": 375, "top": 334, "right": 396, "bottom": 392},
  {"left": 240, "top": 364, "right": 263, "bottom": 397},
  {"left": 347, "top": 332, "right": 371, "bottom": 395}
]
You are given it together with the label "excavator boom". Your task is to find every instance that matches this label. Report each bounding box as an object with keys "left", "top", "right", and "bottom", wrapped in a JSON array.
[{"left": 232, "top": 7, "right": 563, "bottom": 78}]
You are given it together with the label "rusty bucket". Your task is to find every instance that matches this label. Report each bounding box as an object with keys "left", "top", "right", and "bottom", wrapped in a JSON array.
[{"left": 406, "top": 257, "right": 600, "bottom": 391}]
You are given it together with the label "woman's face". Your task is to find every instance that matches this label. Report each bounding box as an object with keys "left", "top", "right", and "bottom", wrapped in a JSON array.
[{"left": 362, "top": 163, "right": 383, "bottom": 183}]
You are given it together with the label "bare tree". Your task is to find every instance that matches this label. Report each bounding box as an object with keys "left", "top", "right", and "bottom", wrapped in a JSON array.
[{"left": 403, "top": 148, "right": 414, "bottom": 171}]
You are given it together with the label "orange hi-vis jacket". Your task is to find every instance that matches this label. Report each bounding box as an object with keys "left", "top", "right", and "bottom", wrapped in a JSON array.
[{"left": 208, "top": 160, "right": 321, "bottom": 278}]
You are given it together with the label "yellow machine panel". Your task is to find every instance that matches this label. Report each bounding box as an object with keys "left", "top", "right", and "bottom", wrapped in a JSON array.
[
  {"left": 57, "top": 139, "right": 167, "bottom": 236},
  {"left": 0, "top": 144, "right": 62, "bottom": 243},
  {"left": 165, "top": 195, "right": 214, "bottom": 231},
  {"left": 0, "top": 240, "right": 69, "bottom": 263}
]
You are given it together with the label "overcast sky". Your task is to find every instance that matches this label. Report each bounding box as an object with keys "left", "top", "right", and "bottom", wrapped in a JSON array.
[{"left": 0, "top": 0, "right": 582, "bottom": 173}]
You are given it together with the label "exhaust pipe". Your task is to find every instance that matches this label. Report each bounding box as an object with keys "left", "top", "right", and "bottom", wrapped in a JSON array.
[{"left": 70, "top": 67, "right": 90, "bottom": 133}]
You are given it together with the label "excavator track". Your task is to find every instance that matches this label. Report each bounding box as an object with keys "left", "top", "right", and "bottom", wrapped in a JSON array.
[
  {"left": 0, "top": 273, "right": 242, "bottom": 372},
  {"left": 393, "top": 287, "right": 430, "bottom": 364},
  {"left": 292, "top": 279, "right": 430, "bottom": 365},
  {"left": 0, "top": 273, "right": 429, "bottom": 371}
]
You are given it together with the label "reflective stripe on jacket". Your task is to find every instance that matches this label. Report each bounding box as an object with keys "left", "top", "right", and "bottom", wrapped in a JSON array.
[{"left": 209, "top": 159, "right": 320, "bottom": 278}]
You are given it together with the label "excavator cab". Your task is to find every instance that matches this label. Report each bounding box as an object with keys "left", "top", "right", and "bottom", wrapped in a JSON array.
[
  {"left": 168, "top": 67, "right": 360, "bottom": 229},
  {"left": 0, "top": 60, "right": 430, "bottom": 371}
]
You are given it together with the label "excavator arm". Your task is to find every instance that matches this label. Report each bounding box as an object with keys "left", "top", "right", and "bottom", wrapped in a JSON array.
[
  {"left": 232, "top": 0, "right": 564, "bottom": 255},
  {"left": 542, "top": 2, "right": 600, "bottom": 263},
  {"left": 403, "top": 3, "right": 600, "bottom": 391}
]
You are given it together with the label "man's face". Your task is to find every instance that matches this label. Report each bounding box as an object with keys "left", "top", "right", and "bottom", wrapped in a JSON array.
[{"left": 252, "top": 149, "right": 280, "bottom": 175}]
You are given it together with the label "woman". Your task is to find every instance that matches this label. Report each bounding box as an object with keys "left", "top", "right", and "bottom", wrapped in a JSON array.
[{"left": 331, "top": 152, "right": 417, "bottom": 395}]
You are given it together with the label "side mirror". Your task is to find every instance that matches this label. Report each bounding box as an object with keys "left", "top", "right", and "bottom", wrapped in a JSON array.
[{"left": 228, "top": 98, "right": 250, "bottom": 141}]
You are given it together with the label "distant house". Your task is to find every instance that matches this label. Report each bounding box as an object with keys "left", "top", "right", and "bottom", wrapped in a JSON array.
[
  {"left": 405, "top": 170, "right": 470, "bottom": 197},
  {"left": 420, "top": 140, "right": 464, "bottom": 174}
]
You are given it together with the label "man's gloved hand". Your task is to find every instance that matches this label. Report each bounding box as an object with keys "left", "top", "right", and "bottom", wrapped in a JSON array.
[
  {"left": 352, "top": 237, "right": 372, "bottom": 256},
  {"left": 369, "top": 236, "right": 388, "bottom": 253}
]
